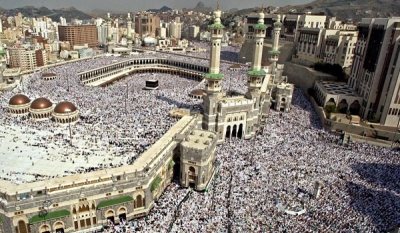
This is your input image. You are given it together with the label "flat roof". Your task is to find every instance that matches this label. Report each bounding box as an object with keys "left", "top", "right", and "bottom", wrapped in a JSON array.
[{"left": 319, "top": 81, "right": 360, "bottom": 97}]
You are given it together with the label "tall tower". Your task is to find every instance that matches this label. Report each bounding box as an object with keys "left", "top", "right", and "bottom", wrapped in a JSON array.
[
  {"left": 126, "top": 13, "right": 133, "bottom": 49},
  {"left": 106, "top": 13, "right": 114, "bottom": 52},
  {"left": 269, "top": 15, "right": 282, "bottom": 74},
  {"left": 245, "top": 7, "right": 266, "bottom": 121},
  {"left": 202, "top": 3, "right": 224, "bottom": 133},
  {"left": 114, "top": 18, "right": 119, "bottom": 44},
  {"left": 106, "top": 13, "right": 113, "bottom": 43}
]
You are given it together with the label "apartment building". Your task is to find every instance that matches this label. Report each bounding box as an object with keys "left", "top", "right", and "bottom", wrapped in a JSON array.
[
  {"left": 58, "top": 25, "right": 98, "bottom": 48},
  {"left": 348, "top": 17, "right": 400, "bottom": 125}
]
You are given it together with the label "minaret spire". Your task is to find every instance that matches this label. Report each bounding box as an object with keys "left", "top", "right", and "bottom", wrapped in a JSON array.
[
  {"left": 204, "top": 4, "right": 224, "bottom": 92},
  {"left": 126, "top": 13, "right": 133, "bottom": 49},
  {"left": 106, "top": 13, "right": 112, "bottom": 42},
  {"left": 269, "top": 15, "right": 282, "bottom": 74}
]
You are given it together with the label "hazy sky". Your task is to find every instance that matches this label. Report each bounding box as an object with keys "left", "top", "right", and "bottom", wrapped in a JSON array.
[{"left": 1, "top": 0, "right": 314, "bottom": 12}]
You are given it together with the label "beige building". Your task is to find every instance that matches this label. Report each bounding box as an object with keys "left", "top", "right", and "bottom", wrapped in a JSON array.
[
  {"left": 8, "top": 48, "right": 38, "bottom": 71},
  {"left": 322, "top": 30, "right": 358, "bottom": 69},
  {"left": 134, "top": 12, "right": 160, "bottom": 38},
  {"left": 348, "top": 17, "right": 400, "bottom": 125}
]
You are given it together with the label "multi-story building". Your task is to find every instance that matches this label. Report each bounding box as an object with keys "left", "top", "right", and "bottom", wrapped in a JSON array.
[
  {"left": 8, "top": 48, "right": 39, "bottom": 71},
  {"left": 97, "top": 25, "right": 108, "bottom": 46},
  {"left": 348, "top": 17, "right": 400, "bottom": 125},
  {"left": 189, "top": 25, "right": 200, "bottom": 39},
  {"left": 134, "top": 12, "right": 160, "bottom": 38},
  {"left": 322, "top": 30, "right": 358, "bottom": 69},
  {"left": 59, "top": 17, "right": 67, "bottom": 26},
  {"left": 282, "top": 13, "right": 327, "bottom": 42},
  {"left": 35, "top": 49, "right": 46, "bottom": 67},
  {"left": 169, "top": 21, "right": 182, "bottom": 39},
  {"left": 58, "top": 25, "right": 98, "bottom": 48}
]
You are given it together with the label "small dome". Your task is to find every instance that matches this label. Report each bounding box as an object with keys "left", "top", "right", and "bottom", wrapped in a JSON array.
[
  {"left": 30, "top": 98, "right": 52, "bottom": 109},
  {"left": 54, "top": 101, "right": 77, "bottom": 114},
  {"left": 190, "top": 89, "right": 205, "bottom": 96},
  {"left": 9, "top": 94, "right": 30, "bottom": 105}
]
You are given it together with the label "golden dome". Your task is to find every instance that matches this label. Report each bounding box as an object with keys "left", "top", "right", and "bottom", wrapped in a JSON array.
[
  {"left": 30, "top": 98, "right": 52, "bottom": 109},
  {"left": 54, "top": 101, "right": 77, "bottom": 114},
  {"left": 9, "top": 94, "right": 30, "bottom": 105}
]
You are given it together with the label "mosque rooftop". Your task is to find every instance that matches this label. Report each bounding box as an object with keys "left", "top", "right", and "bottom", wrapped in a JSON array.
[
  {"left": 253, "top": 24, "right": 267, "bottom": 30},
  {"left": 209, "top": 23, "right": 224, "bottom": 29},
  {"left": 204, "top": 73, "right": 224, "bottom": 80},
  {"left": 247, "top": 70, "right": 266, "bottom": 76}
]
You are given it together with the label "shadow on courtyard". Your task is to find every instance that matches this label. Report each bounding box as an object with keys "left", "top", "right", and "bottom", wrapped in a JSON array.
[
  {"left": 346, "top": 163, "right": 400, "bottom": 231},
  {"left": 221, "top": 51, "right": 238, "bottom": 62},
  {"left": 156, "top": 95, "right": 202, "bottom": 113}
]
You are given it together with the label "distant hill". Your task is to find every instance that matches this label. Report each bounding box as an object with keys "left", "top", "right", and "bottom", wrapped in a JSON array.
[
  {"left": 184, "top": 2, "right": 213, "bottom": 14},
  {"left": 278, "top": 0, "right": 400, "bottom": 22},
  {"left": 147, "top": 6, "right": 172, "bottom": 13},
  {"left": 1, "top": 6, "right": 92, "bottom": 22}
]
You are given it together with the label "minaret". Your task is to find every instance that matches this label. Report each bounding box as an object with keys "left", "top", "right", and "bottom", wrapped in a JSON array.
[
  {"left": 126, "top": 13, "right": 133, "bottom": 49},
  {"left": 202, "top": 3, "right": 224, "bottom": 134},
  {"left": 204, "top": 2, "right": 224, "bottom": 91},
  {"left": 269, "top": 15, "right": 282, "bottom": 74},
  {"left": 114, "top": 18, "right": 119, "bottom": 44},
  {"left": 244, "top": 6, "right": 267, "bottom": 138},
  {"left": 245, "top": 7, "right": 266, "bottom": 100},
  {"left": 106, "top": 13, "right": 113, "bottom": 43}
]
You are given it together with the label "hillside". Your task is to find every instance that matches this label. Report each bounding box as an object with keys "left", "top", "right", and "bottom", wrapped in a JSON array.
[
  {"left": 183, "top": 2, "right": 213, "bottom": 14},
  {"left": 278, "top": 0, "right": 400, "bottom": 22},
  {"left": 0, "top": 6, "right": 92, "bottom": 21}
]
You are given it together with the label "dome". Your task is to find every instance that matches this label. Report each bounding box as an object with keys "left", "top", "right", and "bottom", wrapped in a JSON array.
[
  {"left": 30, "top": 98, "right": 52, "bottom": 110},
  {"left": 9, "top": 94, "right": 30, "bottom": 105},
  {"left": 191, "top": 89, "right": 205, "bottom": 96},
  {"left": 54, "top": 101, "right": 77, "bottom": 114}
]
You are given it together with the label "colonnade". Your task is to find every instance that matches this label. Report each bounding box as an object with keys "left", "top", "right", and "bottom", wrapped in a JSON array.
[{"left": 77, "top": 58, "right": 209, "bottom": 85}]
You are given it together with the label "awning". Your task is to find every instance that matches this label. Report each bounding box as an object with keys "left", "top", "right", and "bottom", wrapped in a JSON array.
[
  {"left": 97, "top": 196, "right": 133, "bottom": 209},
  {"left": 29, "top": 209, "right": 70, "bottom": 224},
  {"left": 151, "top": 177, "right": 163, "bottom": 191}
]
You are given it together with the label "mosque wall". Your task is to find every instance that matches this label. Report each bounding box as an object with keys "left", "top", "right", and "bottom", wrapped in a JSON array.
[
  {"left": 0, "top": 116, "right": 216, "bottom": 233},
  {"left": 283, "top": 61, "right": 336, "bottom": 93}
]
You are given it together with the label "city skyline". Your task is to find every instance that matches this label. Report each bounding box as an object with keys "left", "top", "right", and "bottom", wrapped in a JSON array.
[{"left": 1, "top": 0, "right": 314, "bottom": 12}]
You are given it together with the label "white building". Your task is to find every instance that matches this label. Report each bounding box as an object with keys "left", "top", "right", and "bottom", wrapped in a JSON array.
[
  {"left": 59, "top": 17, "right": 67, "bottom": 26},
  {"left": 189, "top": 25, "right": 200, "bottom": 39},
  {"left": 169, "top": 21, "right": 182, "bottom": 39},
  {"left": 322, "top": 30, "right": 358, "bottom": 69}
]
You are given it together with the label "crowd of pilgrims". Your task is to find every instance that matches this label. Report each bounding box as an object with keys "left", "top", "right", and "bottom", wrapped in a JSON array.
[
  {"left": 1, "top": 51, "right": 399, "bottom": 232},
  {"left": 100, "top": 89, "right": 400, "bottom": 233}
]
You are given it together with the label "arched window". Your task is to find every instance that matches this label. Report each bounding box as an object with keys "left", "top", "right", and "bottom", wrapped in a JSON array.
[{"left": 136, "top": 195, "right": 143, "bottom": 208}]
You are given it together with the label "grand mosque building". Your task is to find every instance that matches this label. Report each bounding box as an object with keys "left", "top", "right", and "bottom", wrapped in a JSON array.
[{"left": 0, "top": 6, "right": 293, "bottom": 233}]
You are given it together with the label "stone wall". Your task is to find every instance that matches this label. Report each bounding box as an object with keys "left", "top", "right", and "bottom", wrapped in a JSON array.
[{"left": 283, "top": 62, "right": 336, "bottom": 93}]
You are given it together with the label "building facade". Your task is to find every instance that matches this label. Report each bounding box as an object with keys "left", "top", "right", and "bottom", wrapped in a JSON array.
[
  {"left": 58, "top": 25, "right": 98, "bottom": 48},
  {"left": 0, "top": 115, "right": 216, "bottom": 233},
  {"left": 348, "top": 17, "right": 400, "bottom": 125}
]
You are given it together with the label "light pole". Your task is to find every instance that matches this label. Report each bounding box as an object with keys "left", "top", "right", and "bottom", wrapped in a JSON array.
[
  {"left": 391, "top": 115, "right": 400, "bottom": 149},
  {"left": 65, "top": 109, "right": 72, "bottom": 146}
]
